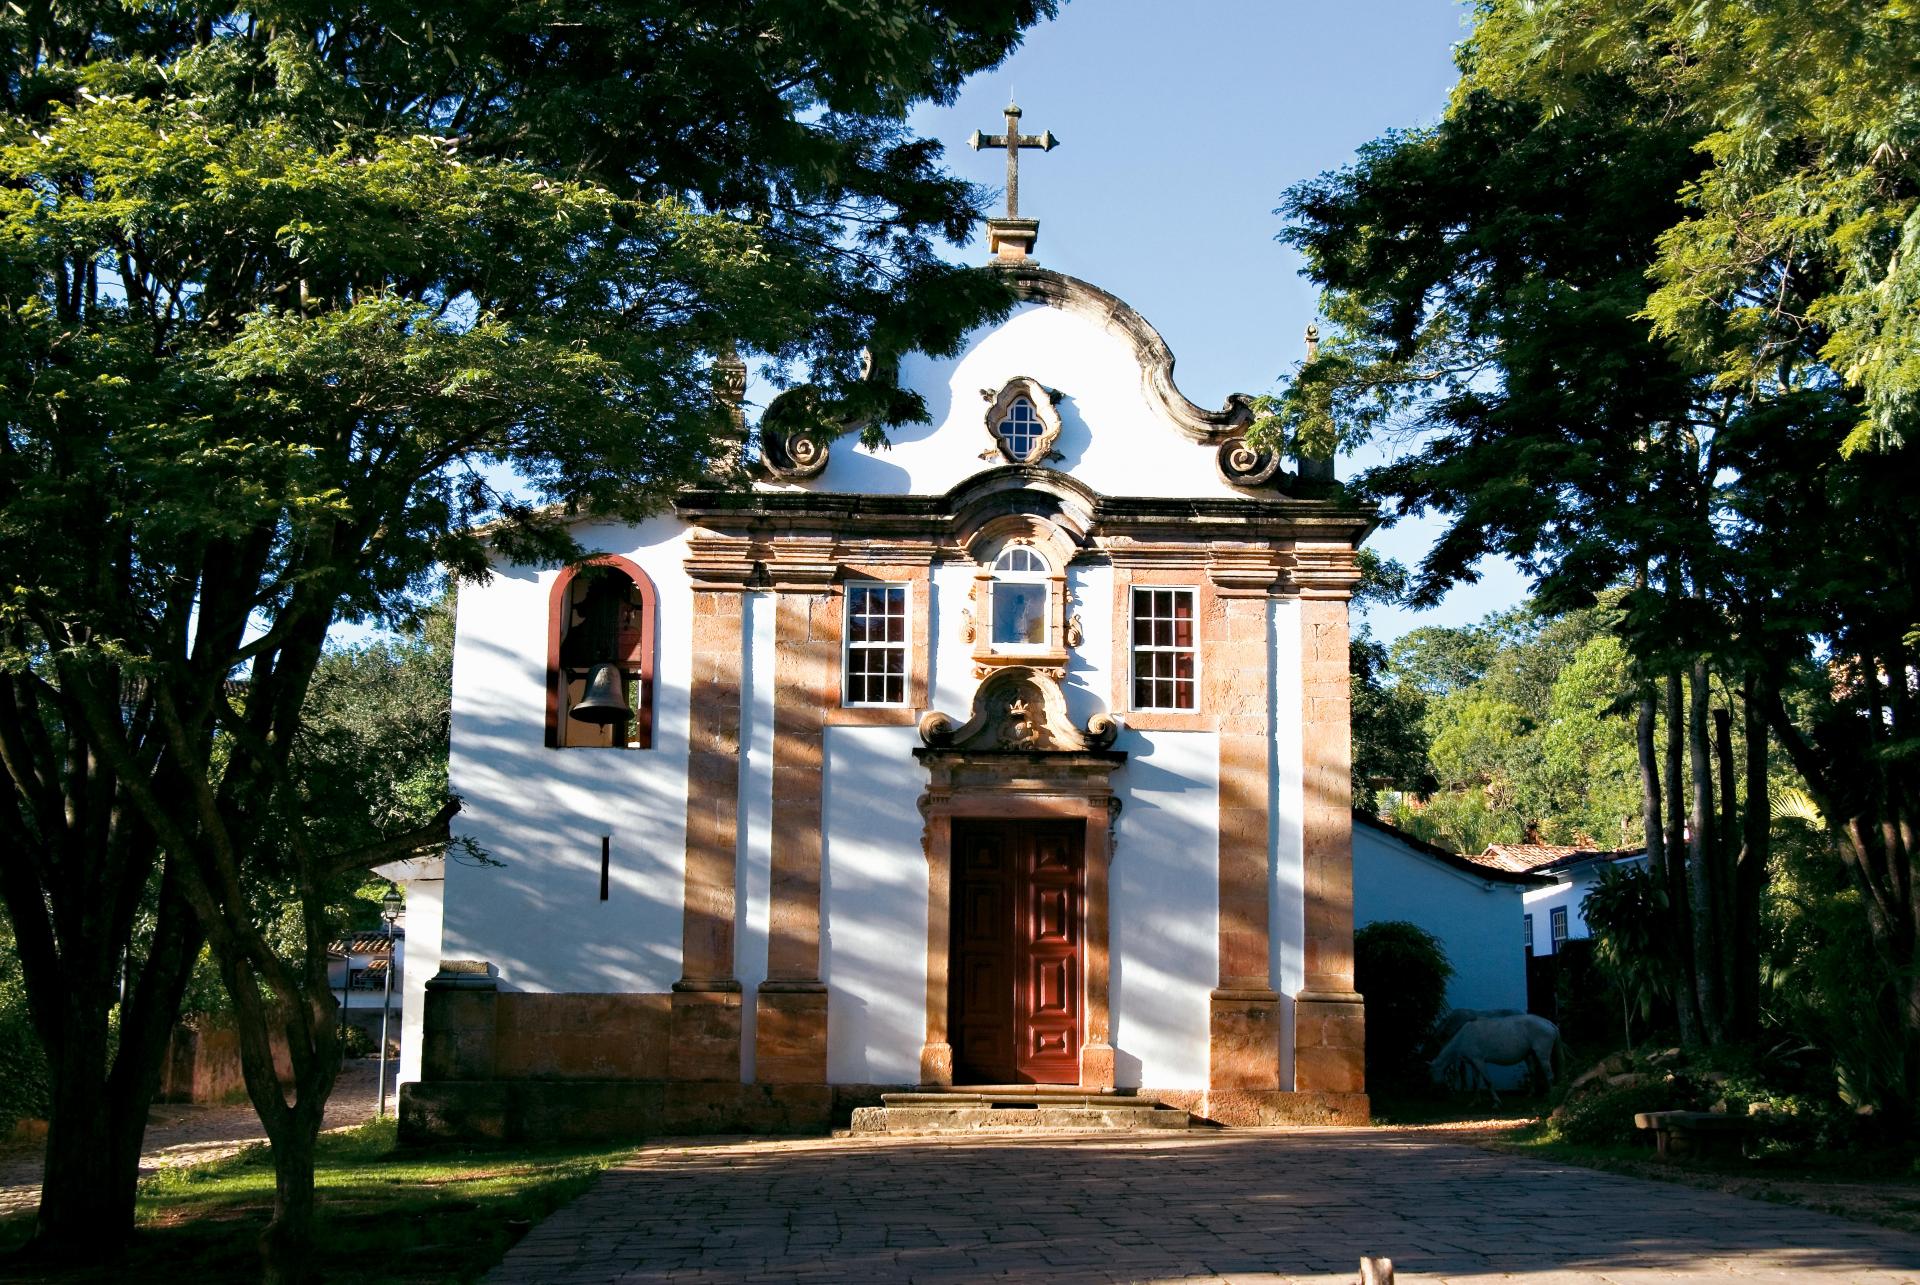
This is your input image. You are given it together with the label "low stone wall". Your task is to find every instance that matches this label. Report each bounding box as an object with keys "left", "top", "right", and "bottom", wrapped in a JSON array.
[
  {"left": 157, "top": 1024, "right": 295, "bottom": 1104},
  {"left": 400, "top": 1081, "right": 881, "bottom": 1144},
  {"left": 495, "top": 993, "right": 670, "bottom": 1080}
]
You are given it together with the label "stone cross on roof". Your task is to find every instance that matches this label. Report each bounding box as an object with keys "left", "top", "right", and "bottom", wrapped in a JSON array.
[
  {"left": 969, "top": 102, "right": 1057, "bottom": 261},
  {"left": 969, "top": 102, "right": 1057, "bottom": 219}
]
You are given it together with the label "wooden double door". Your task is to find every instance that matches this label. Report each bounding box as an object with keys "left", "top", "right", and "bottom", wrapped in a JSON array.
[{"left": 950, "top": 820, "right": 1085, "bottom": 1085}]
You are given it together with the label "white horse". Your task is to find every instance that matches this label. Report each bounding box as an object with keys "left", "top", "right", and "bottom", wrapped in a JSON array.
[
  {"left": 1432, "top": 1007, "right": 1524, "bottom": 1048},
  {"left": 1429, "top": 1013, "right": 1563, "bottom": 1105}
]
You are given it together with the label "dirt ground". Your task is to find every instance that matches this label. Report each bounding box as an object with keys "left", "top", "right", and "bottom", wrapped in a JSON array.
[{"left": 0, "top": 1057, "right": 392, "bottom": 1217}]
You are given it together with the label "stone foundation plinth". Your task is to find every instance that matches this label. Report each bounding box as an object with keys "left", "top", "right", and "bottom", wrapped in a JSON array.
[
  {"left": 1208, "top": 988, "right": 1283, "bottom": 1090},
  {"left": 754, "top": 983, "right": 828, "bottom": 1084},
  {"left": 1147, "top": 1087, "right": 1370, "bottom": 1127},
  {"left": 668, "top": 985, "right": 743, "bottom": 1082},
  {"left": 1293, "top": 991, "right": 1366, "bottom": 1095},
  {"left": 399, "top": 1080, "right": 836, "bottom": 1144}
]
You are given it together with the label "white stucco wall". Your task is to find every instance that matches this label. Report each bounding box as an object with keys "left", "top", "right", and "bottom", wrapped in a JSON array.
[
  {"left": 1269, "top": 598, "right": 1306, "bottom": 1088},
  {"left": 395, "top": 877, "right": 442, "bottom": 1086},
  {"left": 822, "top": 725, "right": 930, "bottom": 1085},
  {"left": 442, "top": 517, "right": 694, "bottom": 993},
  {"left": 1110, "top": 729, "right": 1219, "bottom": 1089},
  {"left": 736, "top": 592, "right": 776, "bottom": 1081},
  {"left": 784, "top": 303, "right": 1244, "bottom": 501},
  {"left": 1523, "top": 854, "right": 1646, "bottom": 955},
  {"left": 1352, "top": 823, "right": 1528, "bottom": 1014}
]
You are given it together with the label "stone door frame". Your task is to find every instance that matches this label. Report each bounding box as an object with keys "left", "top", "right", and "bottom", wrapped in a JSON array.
[{"left": 914, "top": 750, "right": 1123, "bottom": 1092}]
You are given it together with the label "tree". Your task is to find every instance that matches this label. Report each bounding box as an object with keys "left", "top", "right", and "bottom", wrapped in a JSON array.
[
  {"left": 0, "top": 4, "right": 1052, "bottom": 1277},
  {"left": 1467, "top": 0, "right": 1920, "bottom": 455},
  {"left": 1269, "top": 41, "right": 1808, "bottom": 1055},
  {"left": 1274, "top": 2, "right": 1920, "bottom": 1106}
]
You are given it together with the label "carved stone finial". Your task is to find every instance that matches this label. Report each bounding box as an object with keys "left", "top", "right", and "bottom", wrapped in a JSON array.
[
  {"left": 1305, "top": 322, "right": 1321, "bottom": 363},
  {"left": 1216, "top": 437, "right": 1283, "bottom": 489},
  {"left": 760, "top": 425, "right": 830, "bottom": 480}
]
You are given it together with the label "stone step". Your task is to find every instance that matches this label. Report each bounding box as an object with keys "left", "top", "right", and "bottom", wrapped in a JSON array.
[{"left": 850, "top": 1090, "right": 1193, "bottom": 1136}]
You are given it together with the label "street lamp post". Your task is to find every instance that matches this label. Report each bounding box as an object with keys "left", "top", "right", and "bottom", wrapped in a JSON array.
[{"left": 377, "top": 887, "right": 402, "bottom": 1119}]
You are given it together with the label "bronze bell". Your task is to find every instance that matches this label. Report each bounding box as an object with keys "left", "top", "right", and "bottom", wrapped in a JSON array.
[{"left": 570, "top": 663, "right": 629, "bottom": 725}]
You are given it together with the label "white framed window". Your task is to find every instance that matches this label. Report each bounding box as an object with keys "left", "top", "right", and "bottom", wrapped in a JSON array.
[
  {"left": 1523, "top": 913, "right": 1534, "bottom": 957},
  {"left": 988, "top": 545, "right": 1050, "bottom": 652},
  {"left": 843, "top": 581, "right": 910, "bottom": 706},
  {"left": 1549, "top": 906, "right": 1569, "bottom": 954},
  {"left": 1130, "top": 586, "right": 1197, "bottom": 711}
]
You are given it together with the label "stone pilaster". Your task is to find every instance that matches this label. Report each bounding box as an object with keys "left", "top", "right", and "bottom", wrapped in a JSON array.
[
  {"left": 756, "top": 542, "right": 838, "bottom": 1084},
  {"left": 1294, "top": 593, "right": 1365, "bottom": 1095},
  {"left": 1208, "top": 587, "right": 1281, "bottom": 1090},
  {"left": 672, "top": 539, "right": 754, "bottom": 1082},
  {"left": 421, "top": 962, "right": 498, "bottom": 1081}
]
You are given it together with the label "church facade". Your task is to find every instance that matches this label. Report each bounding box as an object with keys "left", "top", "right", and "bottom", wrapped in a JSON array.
[{"left": 399, "top": 212, "right": 1376, "bottom": 1140}]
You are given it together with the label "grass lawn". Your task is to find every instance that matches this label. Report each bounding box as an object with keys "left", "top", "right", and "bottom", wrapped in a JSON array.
[{"left": 0, "top": 1120, "right": 635, "bottom": 1284}]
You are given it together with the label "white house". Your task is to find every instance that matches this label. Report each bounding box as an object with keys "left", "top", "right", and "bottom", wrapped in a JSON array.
[
  {"left": 1352, "top": 814, "right": 1544, "bottom": 1015},
  {"left": 397, "top": 181, "right": 1380, "bottom": 1141},
  {"left": 1475, "top": 844, "right": 1648, "bottom": 958}
]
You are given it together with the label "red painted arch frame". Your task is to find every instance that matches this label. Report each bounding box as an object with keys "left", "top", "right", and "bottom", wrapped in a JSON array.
[{"left": 545, "top": 555, "right": 658, "bottom": 749}]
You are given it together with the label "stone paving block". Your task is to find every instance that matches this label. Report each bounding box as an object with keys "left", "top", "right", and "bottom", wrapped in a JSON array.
[{"left": 484, "top": 1128, "right": 1920, "bottom": 1284}]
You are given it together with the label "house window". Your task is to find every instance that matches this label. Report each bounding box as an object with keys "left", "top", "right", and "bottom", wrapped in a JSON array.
[
  {"left": 1523, "top": 913, "right": 1534, "bottom": 957},
  {"left": 549, "top": 560, "right": 656, "bottom": 749},
  {"left": 1131, "top": 587, "right": 1197, "bottom": 711},
  {"left": 844, "top": 582, "right": 909, "bottom": 706},
  {"left": 1549, "top": 906, "right": 1569, "bottom": 954},
  {"left": 995, "top": 396, "right": 1045, "bottom": 461},
  {"left": 990, "top": 546, "right": 1050, "bottom": 650}
]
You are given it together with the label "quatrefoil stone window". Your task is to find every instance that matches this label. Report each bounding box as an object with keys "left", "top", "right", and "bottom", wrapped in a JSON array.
[{"left": 981, "top": 377, "right": 1064, "bottom": 464}]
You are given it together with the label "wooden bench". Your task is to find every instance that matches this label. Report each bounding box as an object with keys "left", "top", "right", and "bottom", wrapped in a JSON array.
[{"left": 1633, "top": 1109, "right": 1756, "bottom": 1160}]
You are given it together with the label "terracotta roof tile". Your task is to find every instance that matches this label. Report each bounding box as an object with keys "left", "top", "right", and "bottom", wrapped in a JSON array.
[{"left": 1476, "top": 843, "right": 1641, "bottom": 874}]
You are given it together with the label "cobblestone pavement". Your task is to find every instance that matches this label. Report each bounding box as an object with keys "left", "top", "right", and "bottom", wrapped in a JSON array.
[
  {"left": 485, "top": 1127, "right": 1920, "bottom": 1285},
  {"left": 0, "top": 1057, "right": 392, "bottom": 1217}
]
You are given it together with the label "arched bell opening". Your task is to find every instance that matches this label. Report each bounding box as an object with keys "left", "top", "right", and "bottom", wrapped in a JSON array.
[{"left": 545, "top": 557, "right": 657, "bottom": 749}]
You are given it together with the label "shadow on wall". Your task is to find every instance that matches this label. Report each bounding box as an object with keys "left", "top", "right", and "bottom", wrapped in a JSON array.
[
  {"left": 446, "top": 628, "right": 686, "bottom": 994},
  {"left": 822, "top": 726, "right": 930, "bottom": 1086},
  {"left": 1109, "top": 730, "right": 1216, "bottom": 1089}
]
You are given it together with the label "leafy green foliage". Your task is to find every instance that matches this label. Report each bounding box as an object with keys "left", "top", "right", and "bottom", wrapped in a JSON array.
[
  {"left": 0, "top": 915, "right": 49, "bottom": 1132},
  {"left": 1465, "top": 0, "right": 1920, "bottom": 454},
  {"left": 1583, "top": 863, "right": 1675, "bottom": 1044},
  {"left": 1355, "top": 920, "right": 1455, "bottom": 1089},
  {"left": 1379, "top": 605, "right": 1643, "bottom": 853}
]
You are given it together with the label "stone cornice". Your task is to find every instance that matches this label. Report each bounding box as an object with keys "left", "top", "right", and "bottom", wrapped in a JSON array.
[{"left": 999, "top": 265, "right": 1253, "bottom": 446}]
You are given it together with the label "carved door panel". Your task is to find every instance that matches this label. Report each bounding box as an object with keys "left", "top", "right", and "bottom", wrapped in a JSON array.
[
  {"left": 951, "top": 820, "right": 1084, "bottom": 1085},
  {"left": 952, "top": 825, "right": 1017, "bottom": 1083},
  {"left": 1016, "top": 825, "right": 1083, "bottom": 1083}
]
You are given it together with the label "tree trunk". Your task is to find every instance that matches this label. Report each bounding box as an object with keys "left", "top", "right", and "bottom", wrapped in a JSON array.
[
  {"left": 1687, "top": 659, "right": 1724, "bottom": 1044},
  {"left": 1713, "top": 705, "right": 1740, "bottom": 1027},
  {"left": 1732, "top": 682, "right": 1769, "bottom": 1037},
  {"left": 1637, "top": 689, "right": 1666, "bottom": 891},
  {"left": 1665, "top": 669, "right": 1701, "bottom": 1045},
  {"left": 259, "top": 1099, "right": 326, "bottom": 1285},
  {"left": 33, "top": 1005, "right": 119, "bottom": 1257}
]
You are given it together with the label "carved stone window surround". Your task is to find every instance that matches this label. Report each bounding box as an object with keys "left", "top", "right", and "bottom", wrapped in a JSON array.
[{"left": 980, "top": 376, "right": 1065, "bottom": 464}]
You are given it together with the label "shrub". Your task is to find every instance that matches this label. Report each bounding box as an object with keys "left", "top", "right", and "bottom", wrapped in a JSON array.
[
  {"left": 1549, "top": 1076, "right": 1677, "bottom": 1146},
  {"left": 1356, "top": 920, "right": 1454, "bottom": 1088}
]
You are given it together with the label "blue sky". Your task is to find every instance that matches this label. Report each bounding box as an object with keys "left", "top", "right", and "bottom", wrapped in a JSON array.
[{"left": 907, "top": 0, "right": 1532, "bottom": 641}]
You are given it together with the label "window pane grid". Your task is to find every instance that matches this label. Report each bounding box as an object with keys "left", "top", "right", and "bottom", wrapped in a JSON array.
[
  {"left": 845, "top": 583, "right": 909, "bottom": 706},
  {"left": 996, "top": 396, "right": 1043, "bottom": 460},
  {"left": 1130, "top": 587, "right": 1197, "bottom": 711}
]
